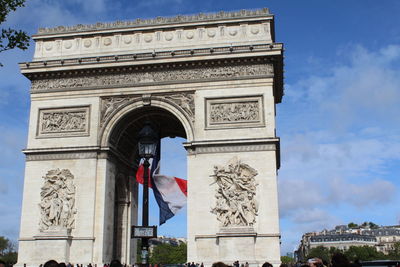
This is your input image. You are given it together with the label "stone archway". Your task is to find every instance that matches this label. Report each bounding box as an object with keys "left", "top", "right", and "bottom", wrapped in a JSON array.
[
  {"left": 99, "top": 102, "right": 191, "bottom": 264},
  {"left": 18, "top": 8, "right": 284, "bottom": 267}
]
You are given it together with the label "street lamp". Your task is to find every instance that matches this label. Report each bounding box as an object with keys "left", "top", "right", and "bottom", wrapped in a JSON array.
[{"left": 137, "top": 121, "right": 158, "bottom": 266}]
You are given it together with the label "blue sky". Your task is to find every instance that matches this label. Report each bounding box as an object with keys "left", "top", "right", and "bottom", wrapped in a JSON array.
[{"left": 0, "top": 0, "right": 399, "bottom": 256}]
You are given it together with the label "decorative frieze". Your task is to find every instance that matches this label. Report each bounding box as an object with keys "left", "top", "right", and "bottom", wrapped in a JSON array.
[
  {"left": 206, "top": 96, "right": 264, "bottom": 129},
  {"left": 189, "top": 143, "right": 276, "bottom": 154},
  {"left": 25, "top": 152, "right": 98, "bottom": 161},
  {"left": 37, "top": 106, "right": 90, "bottom": 138},
  {"left": 30, "top": 63, "right": 273, "bottom": 92},
  {"left": 211, "top": 157, "right": 258, "bottom": 227},
  {"left": 39, "top": 169, "right": 77, "bottom": 231}
]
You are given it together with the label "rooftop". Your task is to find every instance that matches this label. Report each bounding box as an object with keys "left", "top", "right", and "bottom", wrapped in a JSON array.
[{"left": 35, "top": 8, "right": 271, "bottom": 36}]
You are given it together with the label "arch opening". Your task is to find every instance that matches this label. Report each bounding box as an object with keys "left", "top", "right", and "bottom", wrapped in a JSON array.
[{"left": 105, "top": 105, "right": 188, "bottom": 264}]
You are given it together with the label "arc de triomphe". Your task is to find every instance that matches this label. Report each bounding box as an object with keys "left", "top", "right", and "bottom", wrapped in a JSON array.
[{"left": 17, "top": 8, "right": 284, "bottom": 267}]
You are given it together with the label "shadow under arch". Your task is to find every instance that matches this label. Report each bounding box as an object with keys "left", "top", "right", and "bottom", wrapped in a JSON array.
[
  {"left": 100, "top": 98, "right": 194, "bottom": 153},
  {"left": 97, "top": 98, "right": 192, "bottom": 262}
]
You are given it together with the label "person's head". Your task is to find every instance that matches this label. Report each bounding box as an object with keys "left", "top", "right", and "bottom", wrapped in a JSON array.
[
  {"left": 307, "top": 258, "right": 323, "bottom": 267},
  {"left": 44, "top": 260, "right": 59, "bottom": 267},
  {"left": 262, "top": 262, "right": 273, "bottom": 267},
  {"left": 0, "top": 259, "right": 6, "bottom": 267},
  {"left": 59, "top": 263, "right": 67, "bottom": 267},
  {"left": 331, "top": 252, "right": 350, "bottom": 267},
  {"left": 110, "top": 259, "right": 122, "bottom": 267},
  {"left": 212, "top": 262, "right": 228, "bottom": 267}
]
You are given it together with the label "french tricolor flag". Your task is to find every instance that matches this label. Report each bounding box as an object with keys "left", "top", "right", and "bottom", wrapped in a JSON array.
[{"left": 136, "top": 143, "right": 187, "bottom": 225}]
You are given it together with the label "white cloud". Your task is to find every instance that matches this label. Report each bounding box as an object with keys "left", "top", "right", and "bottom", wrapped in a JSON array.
[
  {"left": 279, "top": 44, "right": 400, "bottom": 236},
  {"left": 328, "top": 177, "right": 396, "bottom": 207}
]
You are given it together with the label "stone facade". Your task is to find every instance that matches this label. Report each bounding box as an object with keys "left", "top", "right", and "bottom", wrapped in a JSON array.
[{"left": 18, "top": 8, "right": 284, "bottom": 267}]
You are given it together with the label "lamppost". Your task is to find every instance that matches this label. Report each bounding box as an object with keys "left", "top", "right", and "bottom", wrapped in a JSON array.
[{"left": 137, "top": 121, "right": 158, "bottom": 267}]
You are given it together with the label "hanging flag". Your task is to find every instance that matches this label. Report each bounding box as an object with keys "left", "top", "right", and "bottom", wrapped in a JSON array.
[
  {"left": 135, "top": 162, "right": 152, "bottom": 187},
  {"left": 152, "top": 166, "right": 187, "bottom": 224},
  {"left": 135, "top": 141, "right": 187, "bottom": 225}
]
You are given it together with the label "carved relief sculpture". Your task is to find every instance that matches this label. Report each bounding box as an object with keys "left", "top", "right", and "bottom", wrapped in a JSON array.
[
  {"left": 38, "top": 106, "right": 90, "bottom": 137},
  {"left": 211, "top": 157, "right": 258, "bottom": 227},
  {"left": 164, "top": 93, "right": 195, "bottom": 121},
  {"left": 206, "top": 96, "right": 264, "bottom": 129},
  {"left": 39, "top": 169, "right": 77, "bottom": 231},
  {"left": 31, "top": 63, "right": 273, "bottom": 91},
  {"left": 210, "top": 101, "right": 259, "bottom": 123},
  {"left": 100, "top": 96, "right": 133, "bottom": 126}
]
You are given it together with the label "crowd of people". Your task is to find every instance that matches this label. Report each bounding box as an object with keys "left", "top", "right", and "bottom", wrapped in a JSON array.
[
  {"left": 293, "top": 252, "right": 362, "bottom": 267},
  {"left": 8, "top": 253, "right": 362, "bottom": 267}
]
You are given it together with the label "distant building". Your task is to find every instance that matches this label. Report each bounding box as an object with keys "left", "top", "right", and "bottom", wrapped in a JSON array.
[
  {"left": 295, "top": 224, "right": 400, "bottom": 260},
  {"left": 148, "top": 236, "right": 187, "bottom": 253},
  {"left": 363, "top": 226, "right": 400, "bottom": 254},
  {"left": 309, "top": 233, "right": 377, "bottom": 250}
]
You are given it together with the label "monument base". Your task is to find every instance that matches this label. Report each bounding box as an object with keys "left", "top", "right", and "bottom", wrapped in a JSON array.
[
  {"left": 16, "top": 229, "right": 72, "bottom": 266},
  {"left": 194, "top": 228, "right": 281, "bottom": 267}
]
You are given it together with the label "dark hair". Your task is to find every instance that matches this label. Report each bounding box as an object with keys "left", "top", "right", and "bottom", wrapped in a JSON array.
[
  {"left": 59, "top": 263, "right": 67, "bottom": 267},
  {"left": 44, "top": 260, "right": 59, "bottom": 267},
  {"left": 211, "top": 262, "right": 228, "bottom": 267},
  {"left": 0, "top": 260, "right": 6, "bottom": 267},
  {"left": 331, "top": 252, "right": 350, "bottom": 267},
  {"left": 110, "top": 260, "right": 122, "bottom": 267},
  {"left": 262, "top": 263, "right": 273, "bottom": 267}
]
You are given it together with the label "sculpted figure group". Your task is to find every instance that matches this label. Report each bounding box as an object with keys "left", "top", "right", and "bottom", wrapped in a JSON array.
[
  {"left": 211, "top": 157, "right": 258, "bottom": 227},
  {"left": 39, "top": 169, "right": 77, "bottom": 231},
  {"left": 42, "top": 111, "right": 86, "bottom": 133},
  {"left": 209, "top": 101, "right": 259, "bottom": 123}
]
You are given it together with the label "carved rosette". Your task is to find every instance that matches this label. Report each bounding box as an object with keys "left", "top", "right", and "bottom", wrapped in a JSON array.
[
  {"left": 39, "top": 169, "right": 77, "bottom": 231},
  {"left": 211, "top": 157, "right": 258, "bottom": 227}
]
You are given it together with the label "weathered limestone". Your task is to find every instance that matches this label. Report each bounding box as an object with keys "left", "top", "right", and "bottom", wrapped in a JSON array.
[{"left": 18, "top": 8, "right": 284, "bottom": 267}]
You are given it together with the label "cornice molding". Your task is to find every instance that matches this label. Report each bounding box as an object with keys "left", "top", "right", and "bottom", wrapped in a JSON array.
[
  {"left": 21, "top": 43, "right": 282, "bottom": 71},
  {"left": 184, "top": 138, "right": 279, "bottom": 154},
  {"left": 35, "top": 8, "right": 271, "bottom": 36}
]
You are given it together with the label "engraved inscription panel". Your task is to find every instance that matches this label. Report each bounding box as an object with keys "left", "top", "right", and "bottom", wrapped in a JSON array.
[
  {"left": 206, "top": 96, "right": 264, "bottom": 129},
  {"left": 37, "top": 106, "right": 90, "bottom": 138}
]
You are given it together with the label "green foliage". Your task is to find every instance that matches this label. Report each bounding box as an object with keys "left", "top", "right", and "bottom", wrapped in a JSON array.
[
  {"left": 280, "top": 256, "right": 294, "bottom": 264},
  {"left": 0, "top": 236, "right": 17, "bottom": 264},
  {"left": 388, "top": 242, "right": 400, "bottom": 260},
  {"left": 0, "top": 0, "right": 30, "bottom": 65},
  {"left": 348, "top": 222, "right": 359, "bottom": 228},
  {"left": 307, "top": 245, "right": 387, "bottom": 264},
  {"left": 149, "top": 242, "right": 187, "bottom": 264},
  {"left": 307, "top": 246, "right": 331, "bottom": 264},
  {"left": 136, "top": 239, "right": 142, "bottom": 263},
  {"left": 344, "top": 245, "right": 386, "bottom": 262},
  {"left": 1, "top": 251, "right": 17, "bottom": 264}
]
